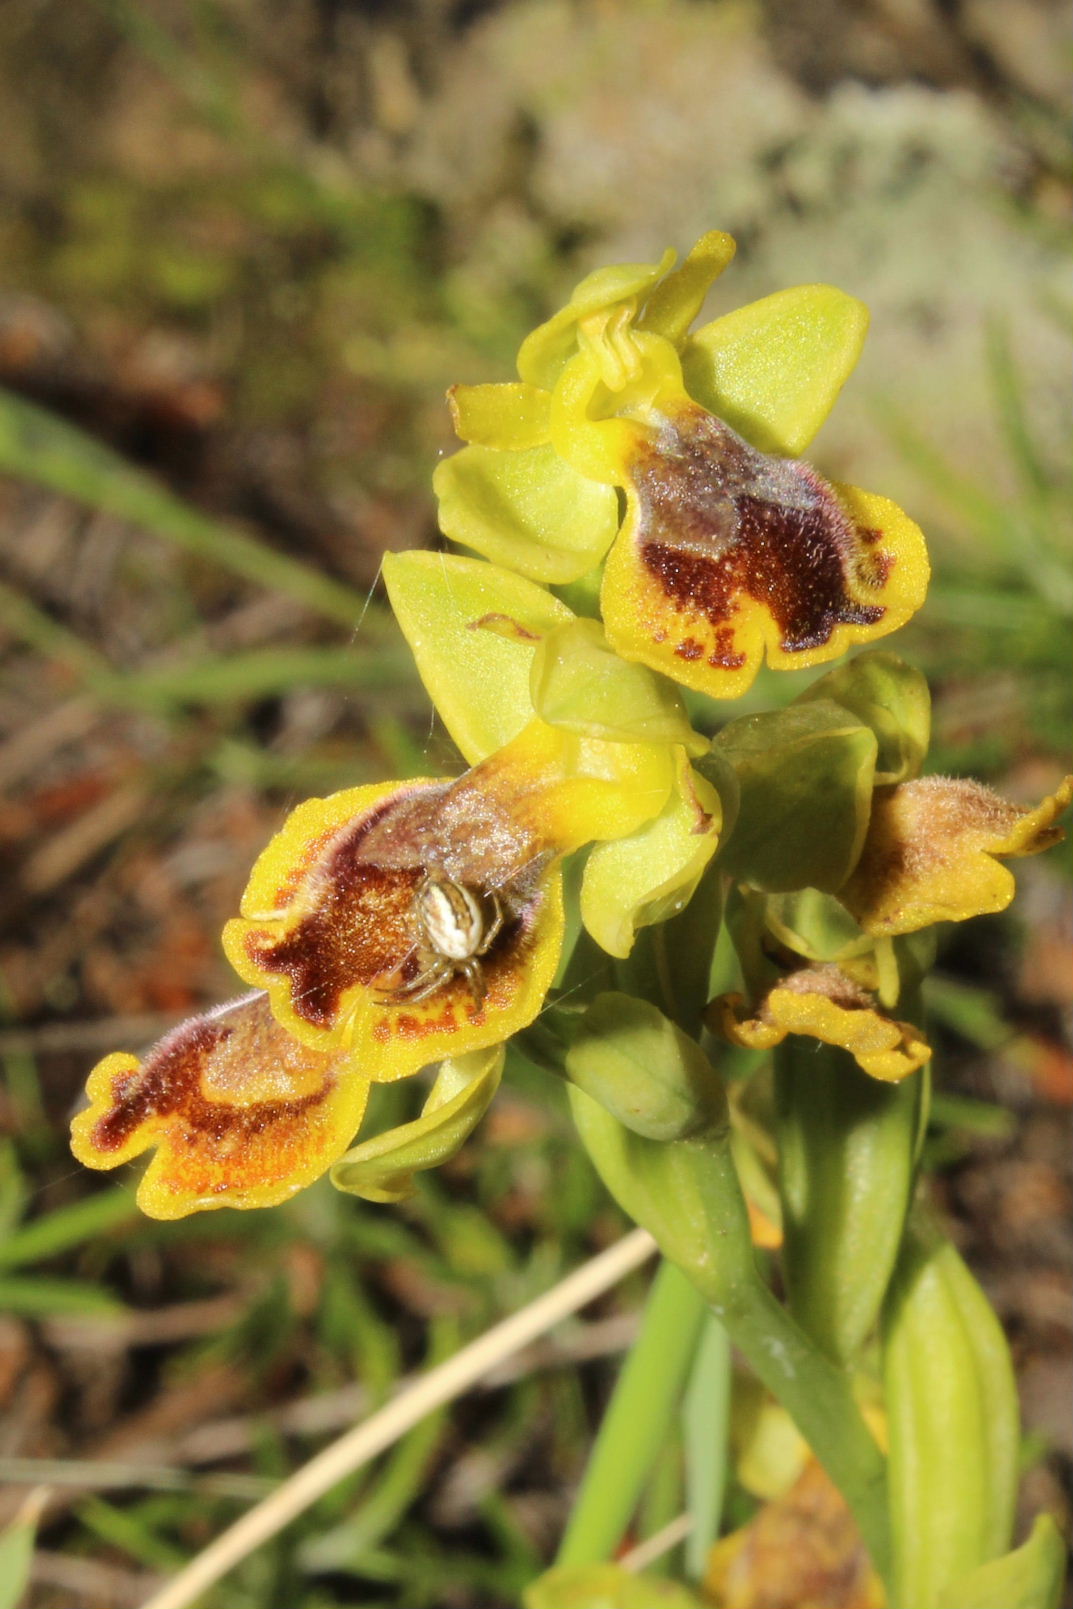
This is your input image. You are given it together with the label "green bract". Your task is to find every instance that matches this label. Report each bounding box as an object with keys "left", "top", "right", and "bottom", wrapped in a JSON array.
[
  {"left": 775, "top": 1041, "right": 921, "bottom": 1362},
  {"left": 943, "top": 1517, "right": 1067, "bottom": 1609},
  {"left": 882, "top": 1223, "right": 1020, "bottom": 1609},
  {"left": 565, "top": 992, "right": 724, "bottom": 1143},
  {"left": 798, "top": 650, "right": 931, "bottom": 784},
  {"left": 712, "top": 700, "right": 878, "bottom": 893}
]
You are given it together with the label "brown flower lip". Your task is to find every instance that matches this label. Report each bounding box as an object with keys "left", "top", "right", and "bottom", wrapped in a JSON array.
[
  {"left": 240, "top": 779, "right": 547, "bottom": 1035},
  {"left": 631, "top": 406, "right": 889, "bottom": 665}
]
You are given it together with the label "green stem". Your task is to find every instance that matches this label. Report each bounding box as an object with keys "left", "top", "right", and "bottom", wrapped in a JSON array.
[
  {"left": 555, "top": 1258, "right": 706, "bottom": 1568},
  {"left": 568, "top": 1085, "right": 893, "bottom": 1588},
  {"left": 680, "top": 1129, "right": 892, "bottom": 1585}
]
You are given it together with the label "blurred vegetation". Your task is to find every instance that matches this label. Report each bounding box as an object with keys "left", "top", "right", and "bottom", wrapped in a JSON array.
[{"left": 0, "top": 2, "right": 1070, "bottom": 1605}]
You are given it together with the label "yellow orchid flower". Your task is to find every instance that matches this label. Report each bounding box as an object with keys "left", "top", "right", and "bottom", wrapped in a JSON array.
[
  {"left": 435, "top": 231, "right": 929, "bottom": 700},
  {"left": 839, "top": 774, "right": 1073, "bottom": 935},
  {"left": 222, "top": 718, "right": 672, "bottom": 1084}
]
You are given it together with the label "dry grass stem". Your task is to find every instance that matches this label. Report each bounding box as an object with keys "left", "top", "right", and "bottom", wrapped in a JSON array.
[{"left": 137, "top": 1229, "right": 657, "bottom": 1609}]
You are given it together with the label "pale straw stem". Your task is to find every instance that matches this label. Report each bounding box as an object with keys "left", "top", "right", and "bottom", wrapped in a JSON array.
[{"left": 138, "top": 1228, "right": 657, "bottom": 1609}]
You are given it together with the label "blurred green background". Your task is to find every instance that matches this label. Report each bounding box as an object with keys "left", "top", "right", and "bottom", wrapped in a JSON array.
[{"left": 0, "top": 2, "right": 1070, "bottom": 1605}]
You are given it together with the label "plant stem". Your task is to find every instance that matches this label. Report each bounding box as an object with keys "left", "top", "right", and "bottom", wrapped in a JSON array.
[
  {"left": 568, "top": 1087, "right": 893, "bottom": 1589},
  {"left": 681, "top": 1129, "right": 893, "bottom": 1587},
  {"left": 555, "top": 1258, "right": 707, "bottom": 1568}
]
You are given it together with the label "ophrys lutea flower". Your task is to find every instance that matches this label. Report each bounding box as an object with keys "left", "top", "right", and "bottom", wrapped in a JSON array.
[{"left": 436, "top": 231, "right": 929, "bottom": 699}]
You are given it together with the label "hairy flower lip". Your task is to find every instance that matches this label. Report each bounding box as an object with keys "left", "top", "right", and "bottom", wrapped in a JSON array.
[
  {"left": 839, "top": 774, "right": 1073, "bottom": 935},
  {"left": 224, "top": 770, "right": 565, "bottom": 1082},
  {"left": 599, "top": 394, "right": 928, "bottom": 699},
  {"left": 70, "top": 992, "right": 371, "bottom": 1220}
]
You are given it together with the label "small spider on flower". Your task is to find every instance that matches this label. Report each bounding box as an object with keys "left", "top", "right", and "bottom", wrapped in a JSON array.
[{"left": 377, "top": 875, "right": 506, "bottom": 1008}]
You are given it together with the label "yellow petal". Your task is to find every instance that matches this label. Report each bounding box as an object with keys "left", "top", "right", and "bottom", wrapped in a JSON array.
[
  {"left": 448, "top": 381, "right": 551, "bottom": 449},
  {"left": 70, "top": 994, "right": 370, "bottom": 1219},
  {"left": 581, "top": 753, "right": 722, "bottom": 958},
  {"left": 331, "top": 1045, "right": 504, "bottom": 1202},
  {"left": 638, "top": 229, "right": 737, "bottom": 346},
  {"left": 517, "top": 249, "right": 676, "bottom": 389}
]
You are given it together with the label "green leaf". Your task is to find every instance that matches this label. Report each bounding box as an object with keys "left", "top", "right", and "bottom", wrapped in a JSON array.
[
  {"left": 680, "top": 284, "right": 868, "bottom": 456},
  {"left": 882, "top": 1222, "right": 1021, "bottom": 1609},
  {"left": 530, "top": 619, "right": 705, "bottom": 752},
  {"left": 0, "top": 1276, "right": 126, "bottom": 1318},
  {"left": 943, "top": 1515, "right": 1066, "bottom": 1609},
  {"left": 0, "top": 1185, "right": 135, "bottom": 1270},
  {"left": 0, "top": 1490, "right": 46, "bottom": 1609},
  {"left": 525, "top": 1562, "right": 704, "bottom": 1608},
  {"left": 433, "top": 441, "right": 621, "bottom": 584},
  {"left": 712, "top": 701, "right": 878, "bottom": 893},
  {"left": 382, "top": 550, "right": 571, "bottom": 763},
  {"left": 795, "top": 651, "right": 931, "bottom": 784},
  {"left": 331, "top": 1046, "right": 504, "bottom": 1202},
  {"left": 565, "top": 993, "right": 725, "bottom": 1144}
]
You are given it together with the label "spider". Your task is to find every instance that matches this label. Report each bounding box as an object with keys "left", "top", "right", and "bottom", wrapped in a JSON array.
[{"left": 377, "top": 875, "right": 506, "bottom": 1008}]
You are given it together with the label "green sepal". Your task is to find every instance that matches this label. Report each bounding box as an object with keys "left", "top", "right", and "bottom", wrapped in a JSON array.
[
  {"left": 524, "top": 1563, "right": 704, "bottom": 1609},
  {"left": 712, "top": 701, "right": 878, "bottom": 893},
  {"left": 580, "top": 756, "right": 722, "bottom": 960},
  {"left": 517, "top": 252, "right": 676, "bottom": 391},
  {"left": 680, "top": 284, "right": 869, "bottom": 457},
  {"left": 942, "top": 1516, "right": 1067, "bottom": 1609},
  {"left": 530, "top": 618, "right": 706, "bottom": 752},
  {"left": 775, "top": 1040, "right": 921, "bottom": 1362},
  {"left": 330, "top": 1046, "right": 504, "bottom": 1203},
  {"left": 382, "top": 550, "right": 571, "bottom": 763},
  {"left": 882, "top": 1220, "right": 1020, "bottom": 1609},
  {"left": 433, "top": 441, "right": 621, "bottom": 584},
  {"left": 565, "top": 992, "right": 725, "bottom": 1143},
  {"left": 796, "top": 650, "right": 931, "bottom": 784}
]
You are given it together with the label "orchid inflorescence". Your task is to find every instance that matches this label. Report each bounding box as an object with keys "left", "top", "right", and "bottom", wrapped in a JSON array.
[{"left": 72, "top": 231, "right": 1070, "bottom": 1606}]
